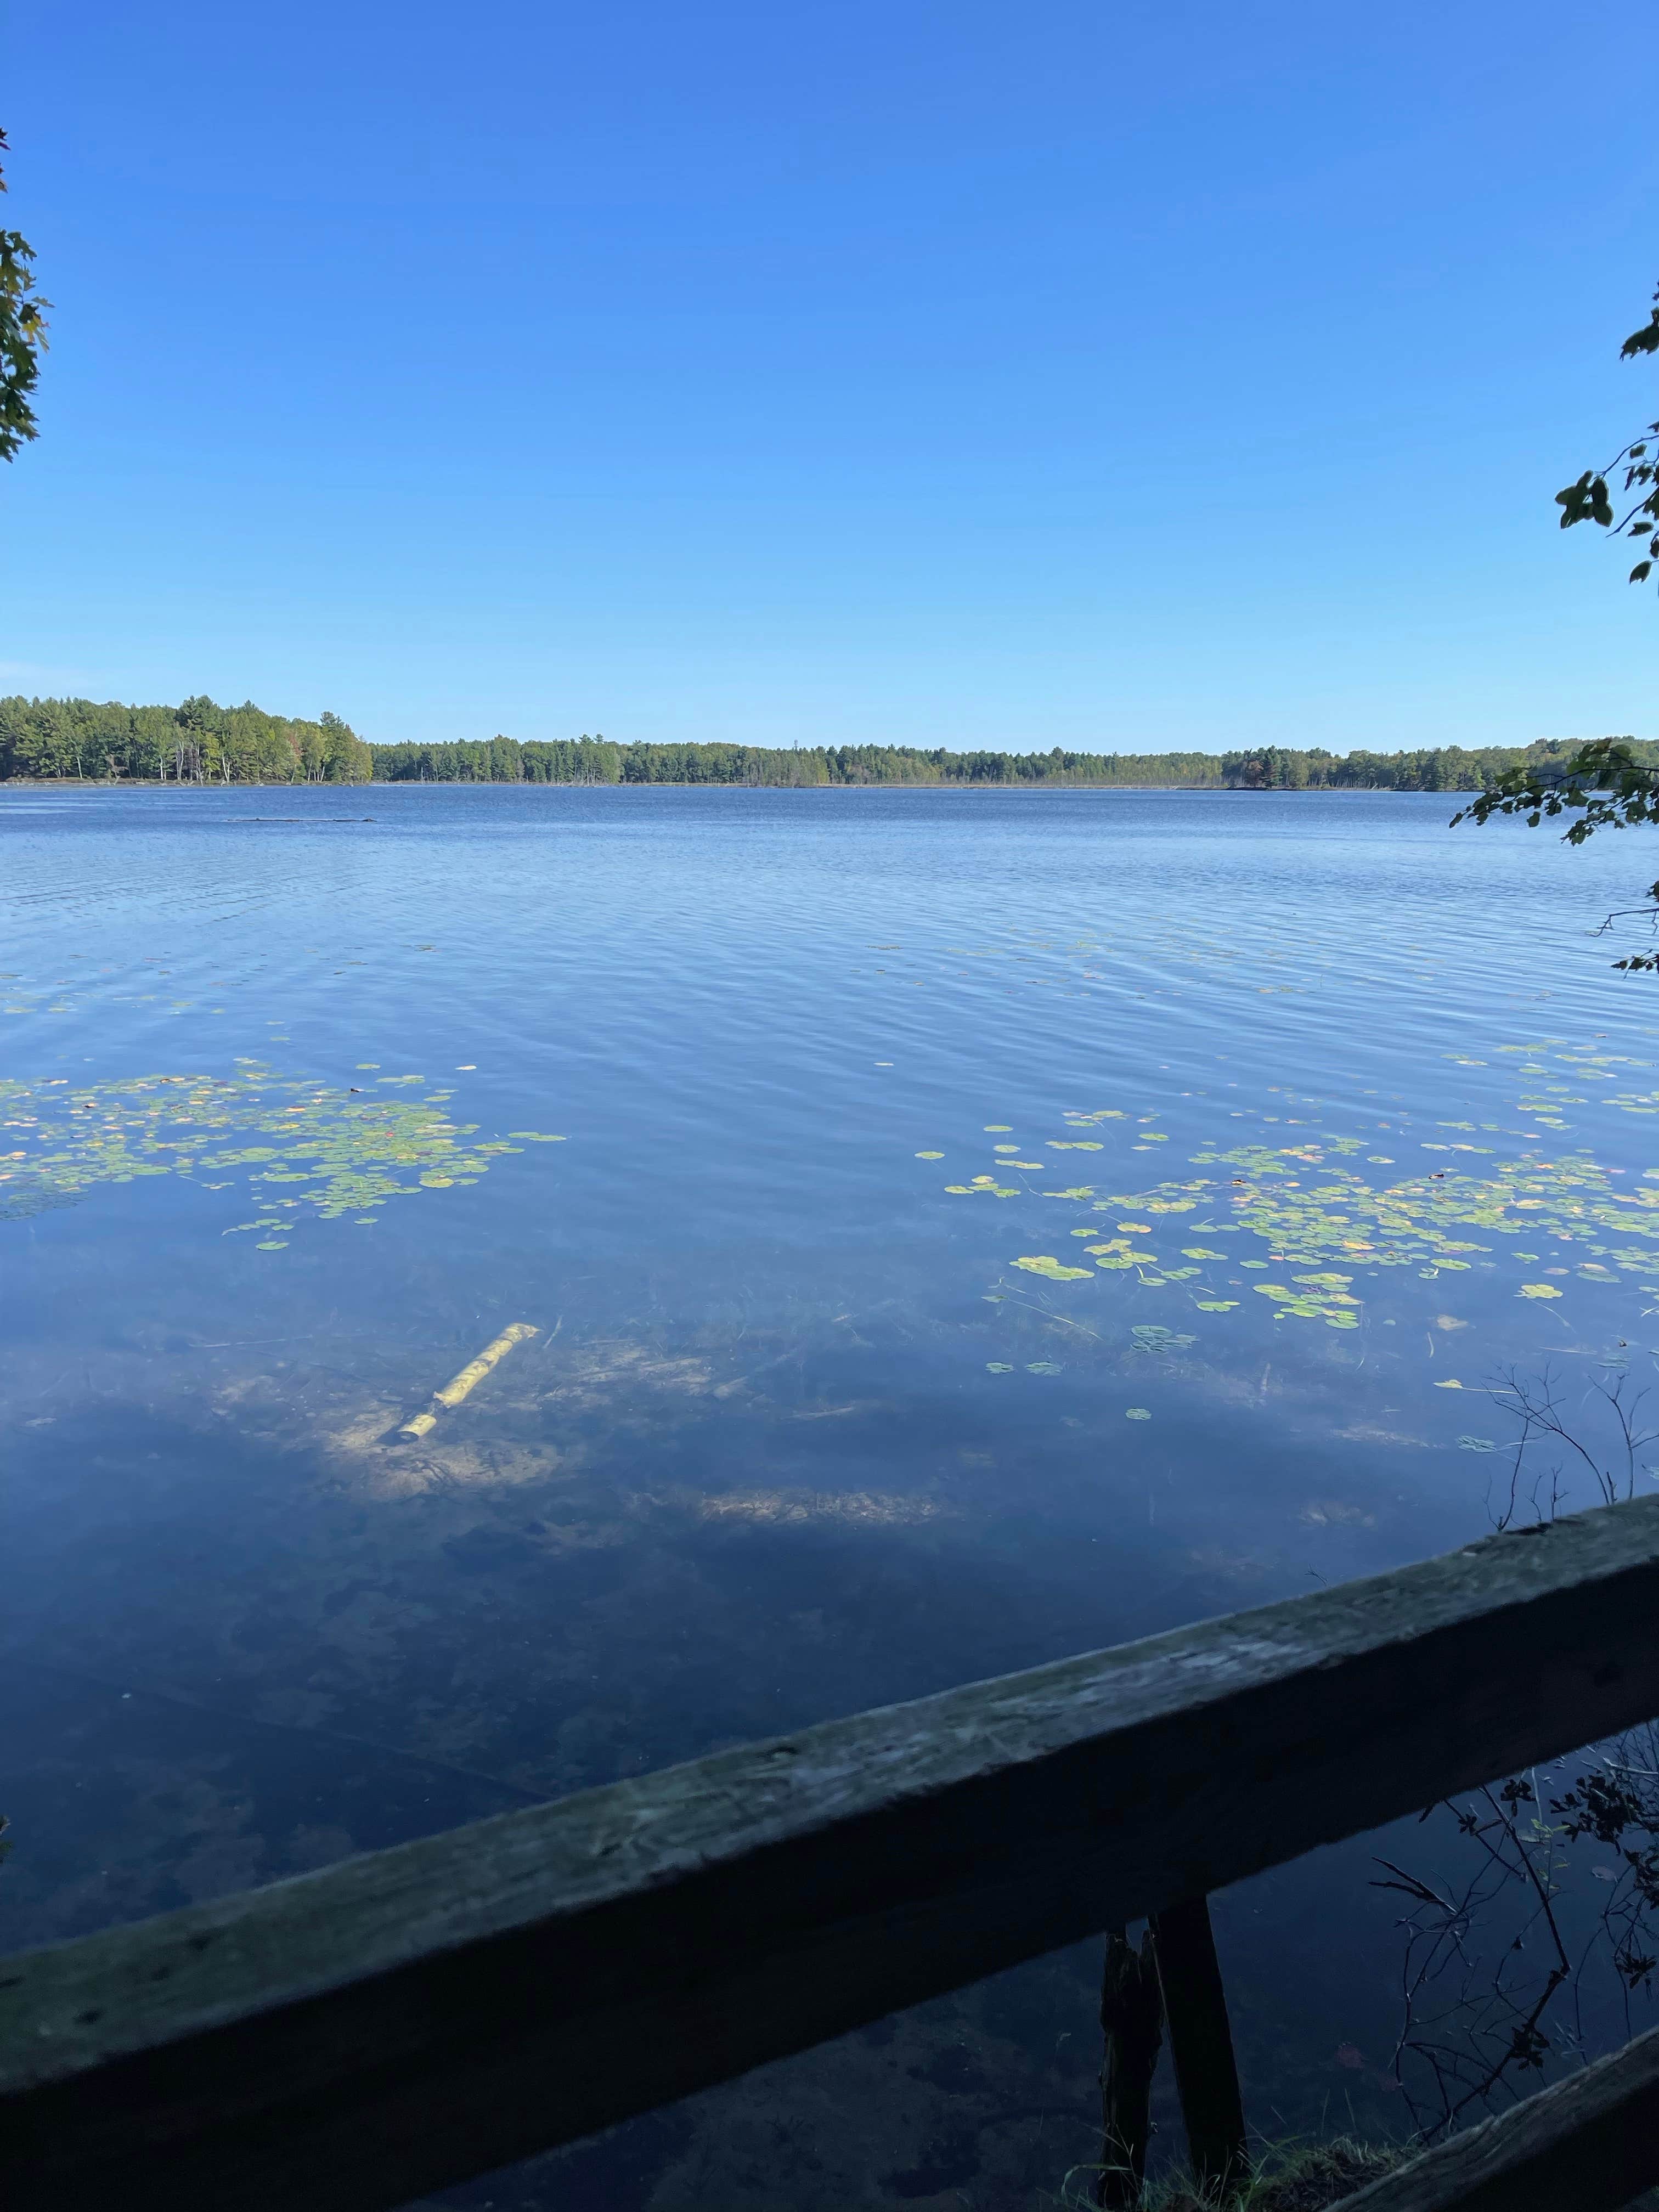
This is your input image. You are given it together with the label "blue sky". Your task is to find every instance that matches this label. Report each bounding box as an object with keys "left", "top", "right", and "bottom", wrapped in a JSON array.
[{"left": 3, "top": 0, "right": 1655, "bottom": 751}]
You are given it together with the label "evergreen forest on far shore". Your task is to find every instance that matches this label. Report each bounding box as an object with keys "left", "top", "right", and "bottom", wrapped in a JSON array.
[{"left": 2, "top": 693, "right": 1650, "bottom": 793}]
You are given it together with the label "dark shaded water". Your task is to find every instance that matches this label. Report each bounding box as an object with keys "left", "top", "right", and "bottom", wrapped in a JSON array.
[{"left": 5, "top": 784, "right": 1658, "bottom": 2206}]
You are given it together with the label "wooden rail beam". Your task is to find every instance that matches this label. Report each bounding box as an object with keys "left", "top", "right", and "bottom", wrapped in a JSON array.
[
  {"left": 7, "top": 1497, "right": 1659, "bottom": 2211},
  {"left": 1330, "top": 2019, "right": 1659, "bottom": 2212}
]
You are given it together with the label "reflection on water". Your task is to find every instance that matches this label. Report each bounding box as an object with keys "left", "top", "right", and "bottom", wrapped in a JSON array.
[{"left": 4, "top": 785, "right": 1659, "bottom": 2205}]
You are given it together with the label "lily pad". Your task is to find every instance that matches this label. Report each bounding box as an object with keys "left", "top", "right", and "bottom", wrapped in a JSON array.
[
  {"left": 929, "top": 1064, "right": 1659, "bottom": 1347},
  {"left": 0, "top": 1064, "right": 557, "bottom": 1245}
]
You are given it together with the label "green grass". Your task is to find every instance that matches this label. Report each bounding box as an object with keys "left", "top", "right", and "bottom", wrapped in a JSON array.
[{"left": 1048, "top": 2137, "right": 1402, "bottom": 2210}]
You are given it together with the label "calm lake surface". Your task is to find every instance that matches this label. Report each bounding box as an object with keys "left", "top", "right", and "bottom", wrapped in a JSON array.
[{"left": 5, "top": 783, "right": 1659, "bottom": 2205}]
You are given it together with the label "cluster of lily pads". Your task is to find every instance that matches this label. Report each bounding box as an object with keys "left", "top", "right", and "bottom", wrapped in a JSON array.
[
  {"left": 0, "top": 1062, "right": 565, "bottom": 1248},
  {"left": 921, "top": 1051, "right": 1659, "bottom": 1341}
]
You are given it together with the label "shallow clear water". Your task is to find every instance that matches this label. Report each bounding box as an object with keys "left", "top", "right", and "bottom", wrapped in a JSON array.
[{"left": 5, "top": 783, "right": 1658, "bottom": 2206}]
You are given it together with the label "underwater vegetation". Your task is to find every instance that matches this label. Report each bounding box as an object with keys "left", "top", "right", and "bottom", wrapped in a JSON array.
[{"left": 0, "top": 1062, "right": 565, "bottom": 1246}]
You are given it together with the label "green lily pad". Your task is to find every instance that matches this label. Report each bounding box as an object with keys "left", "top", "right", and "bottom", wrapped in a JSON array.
[
  {"left": 0, "top": 1064, "right": 559, "bottom": 1246},
  {"left": 1012, "top": 1255, "right": 1093, "bottom": 1280}
]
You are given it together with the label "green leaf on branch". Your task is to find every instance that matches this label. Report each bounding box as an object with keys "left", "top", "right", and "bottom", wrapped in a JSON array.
[
  {"left": 1556, "top": 471, "right": 1608, "bottom": 528},
  {"left": 1622, "top": 298, "right": 1659, "bottom": 358},
  {"left": 0, "top": 126, "right": 50, "bottom": 463}
]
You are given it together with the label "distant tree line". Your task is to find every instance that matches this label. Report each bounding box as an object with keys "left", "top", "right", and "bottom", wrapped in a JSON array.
[
  {"left": 334, "top": 733, "right": 1659, "bottom": 793},
  {"left": 0, "top": 696, "right": 373, "bottom": 783},
  {"left": 1211, "top": 742, "right": 1659, "bottom": 793},
  {"left": 4, "top": 700, "right": 1654, "bottom": 794}
]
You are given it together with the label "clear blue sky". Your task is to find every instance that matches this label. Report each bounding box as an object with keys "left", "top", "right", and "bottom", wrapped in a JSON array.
[{"left": 3, "top": 0, "right": 1654, "bottom": 752}]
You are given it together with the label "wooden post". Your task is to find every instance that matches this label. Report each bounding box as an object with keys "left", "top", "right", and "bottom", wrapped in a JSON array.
[
  {"left": 1097, "top": 1925, "right": 1163, "bottom": 2208},
  {"left": 1150, "top": 1896, "right": 1248, "bottom": 2201}
]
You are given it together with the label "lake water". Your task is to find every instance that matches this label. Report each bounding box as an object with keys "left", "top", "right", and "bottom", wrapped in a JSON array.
[{"left": 5, "top": 783, "right": 1659, "bottom": 2207}]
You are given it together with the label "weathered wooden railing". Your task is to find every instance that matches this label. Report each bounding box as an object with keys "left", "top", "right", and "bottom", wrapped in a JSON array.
[{"left": 8, "top": 1495, "right": 1659, "bottom": 2211}]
